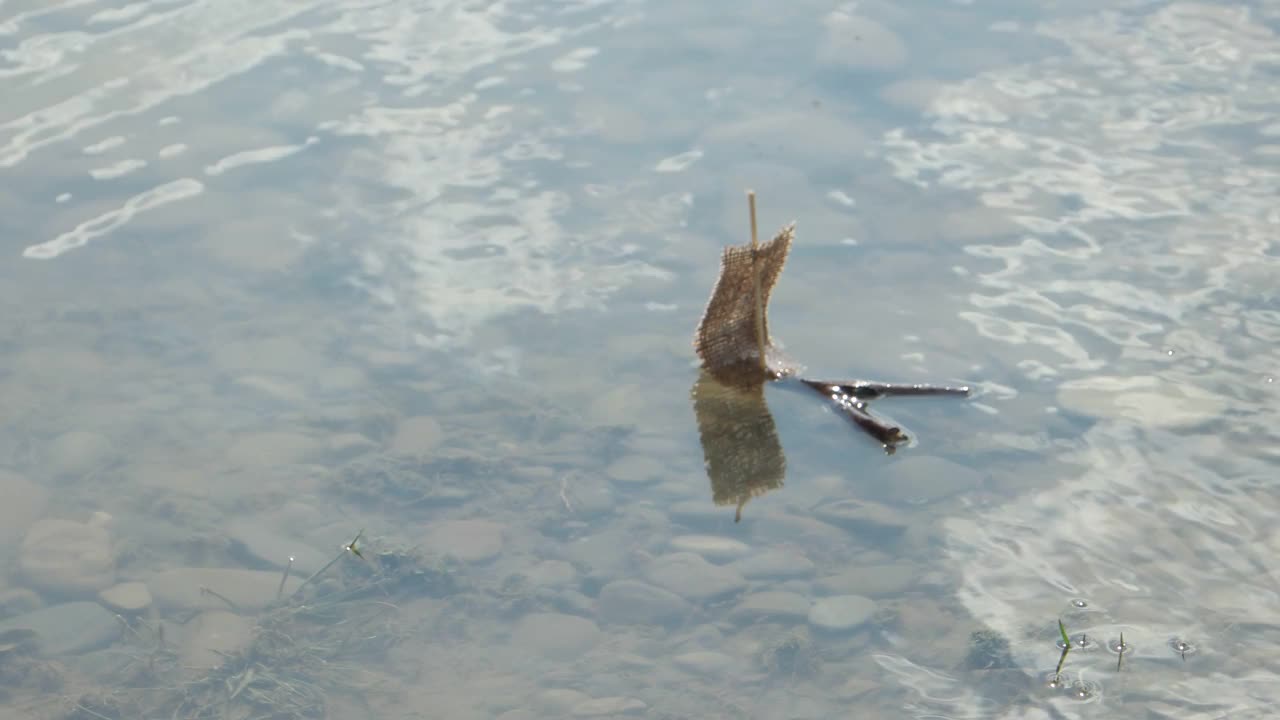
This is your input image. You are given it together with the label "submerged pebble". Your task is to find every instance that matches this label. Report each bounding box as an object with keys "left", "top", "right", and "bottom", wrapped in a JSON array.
[
  {"left": 816, "top": 564, "right": 917, "bottom": 597},
  {"left": 669, "top": 534, "right": 750, "bottom": 562},
  {"left": 571, "top": 697, "right": 647, "bottom": 717},
  {"left": 0, "top": 601, "right": 120, "bottom": 657},
  {"left": 880, "top": 455, "right": 983, "bottom": 504},
  {"left": 18, "top": 517, "right": 116, "bottom": 598},
  {"left": 606, "top": 454, "right": 665, "bottom": 485},
  {"left": 539, "top": 688, "right": 592, "bottom": 714},
  {"left": 1056, "top": 374, "right": 1226, "bottom": 429},
  {"left": 0, "top": 470, "right": 47, "bottom": 548},
  {"left": 668, "top": 499, "right": 736, "bottom": 528},
  {"left": 808, "top": 595, "right": 877, "bottom": 633},
  {"left": 423, "top": 520, "right": 505, "bottom": 564},
  {"left": 512, "top": 612, "right": 601, "bottom": 660},
  {"left": 45, "top": 430, "right": 115, "bottom": 479},
  {"left": 673, "top": 650, "right": 737, "bottom": 677},
  {"left": 644, "top": 552, "right": 746, "bottom": 603},
  {"left": 730, "top": 549, "right": 816, "bottom": 580},
  {"left": 0, "top": 588, "right": 43, "bottom": 619},
  {"left": 225, "top": 431, "right": 322, "bottom": 468},
  {"left": 518, "top": 560, "right": 577, "bottom": 589},
  {"left": 596, "top": 580, "right": 691, "bottom": 626},
  {"left": 227, "top": 519, "right": 331, "bottom": 575},
  {"left": 389, "top": 416, "right": 443, "bottom": 456},
  {"left": 182, "top": 610, "right": 254, "bottom": 669},
  {"left": 812, "top": 499, "right": 909, "bottom": 539},
  {"left": 730, "top": 591, "right": 811, "bottom": 624},
  {"left": 97, "top": 582, "right": 152, "bottom": 614}
]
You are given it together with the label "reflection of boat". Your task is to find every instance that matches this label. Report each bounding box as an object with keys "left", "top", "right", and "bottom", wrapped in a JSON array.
[
  {"left": 690, "top": 369, "right": 785, "bottom": 523},
  {"left": 689, "top": 371, "right": 970, "bottom": 522},
  {"left": 690, "top": 193, "right": 971, "bottom": 521}
]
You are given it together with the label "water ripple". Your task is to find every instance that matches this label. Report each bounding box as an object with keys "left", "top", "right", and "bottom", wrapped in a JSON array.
[
  {"left": 884, "top": 3, "right": 1280, "bottom": 717},
  {"left": 23, "top": 177, "right": 204, "bottom": 258}
]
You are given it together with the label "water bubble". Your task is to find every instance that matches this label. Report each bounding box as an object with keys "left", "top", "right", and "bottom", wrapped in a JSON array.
[
  {"left": 1108, "top": 637, "right": 1131, "bottom": 654},
  {"left": 1059, "top": 633, "right": 1097, "bottom": 650},
  {"left": 1266, "top": 376, "right": 1275, "bottom": 384},
  {"left": 1165, "top": 348, "right": 1175, "bottom": 356},
  {"left": 1170, "top": 637, "right": 1197, "bottom": 658},
  {"left": 1045, "top": 673, "right": 1067, "bottom": 690},
  {"left": 1073, "top": 633, "right": 1097, "bottom": 650},
  {"left": 1071, "top": 599, "right": 1088, "bottom": 608},
  {"left": 1071, "top": 679, "right": 1101, "bottom": 701}
]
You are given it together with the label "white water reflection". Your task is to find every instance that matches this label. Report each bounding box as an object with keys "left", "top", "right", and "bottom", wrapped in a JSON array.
[
  {"left": 885, "top": 2, "right": 1280, "bottom": 716},
  {"left": 23, "top": 176, "right": 203, "bottom": 258}
]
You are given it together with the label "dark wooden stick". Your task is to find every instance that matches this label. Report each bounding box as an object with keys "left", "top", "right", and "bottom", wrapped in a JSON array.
[
  {"left": 802, "top": 379, "right": 970, "bottom": 400},
  {"left": 796, "top": 379, "right": 910, "bottom": 452}
]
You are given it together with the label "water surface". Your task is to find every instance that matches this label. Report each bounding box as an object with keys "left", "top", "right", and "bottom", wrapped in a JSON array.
[{"left": 1, "top": 0, "right": 1278, "bottom": 718}]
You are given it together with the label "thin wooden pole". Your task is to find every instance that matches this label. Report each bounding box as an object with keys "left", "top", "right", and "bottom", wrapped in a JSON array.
[{"left": 747, "top": 191, "right": 768, "bottom": 373}]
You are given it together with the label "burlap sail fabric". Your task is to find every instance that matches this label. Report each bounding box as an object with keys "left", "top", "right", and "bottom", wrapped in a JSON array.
[{"left": 693, "top": 224, "right": 795, "bottom": 387}]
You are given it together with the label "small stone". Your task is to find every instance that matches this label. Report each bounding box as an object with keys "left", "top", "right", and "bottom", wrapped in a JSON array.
[
  {"left": 0, "top": 602, "right": 120, "bottom": 657},
  {"left": 539, "top": 689, "right": 592, "bottom": 714},
  {"left": 227, "top": 520, "right": 331, "bottom": 575},
  {"left": 225, "top": 431, "right": 321, "bottom": 467},
  {"left": 668, "top": 499, "right": 735, "bottom": 528},
  {"left": 606, "top": 455, "right": 664, "bottom": 485},
  {"left": 512, "top": 612, "right": 601, "bottom": 660},
  {"left": 0, "top": 627, "right": 38, "bottom": 659},
  {"left": 730, "top": 592, "right": 811, "bottom": 624},
  {"left": 183, "top": 610, "right": 254, "bottom": 669},
  {"left": 644, "top": 552, "right": 746, "bottom": 603},
  {"left": 572, "top": 697, "right": 647, "bottom": 716},
  {"left": 673, "top": 650, "right": 736, "bottom": 677},
  {"left": 669, "top": 534, "right": 750, "bottom": 562},
  {"left": 46, "top": 431, "right": 115, "bottom": 479},
  {"left": 148, "top": 568, "right": 302, "bottom": 612},
  {"left": 880, "top": 456, "right": 982, "bottom": 504},
  {"left": 390, "top": 416, "right": 443, "bottom": 456},
  {"left": 808, "top": 595, "right": 877, "bottom": 633},
  {"left": 749, "top": 514, "right": 849, "bottom": 547},
  {"left": 519, "top": 560, "right": 576, "bottom": 589},
  {"left": 566, "top": 481, "right": 615, "bottom": 517},
  {"left": 18, "top": 518, "right": 115, "bottom": 598},
  {"left": 1057, "top": 374, "right": 1226, "bottom": 429},
  {"left": 965, "top": 629, "right": 1016, "bottom": 671},
  {"left": 97, "top": 582, "right": 152, "bottom": 614},
  {"left": 423, "top": 520, "right": 504, "bottom": 564},
  {"left": 817, "top": 565, "right": 917, "bottom": 597},
  {"left": 730, "top": 550, "right": 816, "bottom": 580},
  {"left": 0, "top": 470, "right": 47, "bottom": 548},
  {"left": 596, "top": 580, "right": 691, "bottom": 626},
  {"left": 0, "top": 588, "right": 43, "bottom": 619},
  {"left": 812, "top": 499, "right": 908, "bottom": 539},
  {"left": 327, "top": 433, "right": 377, "bottom": 457}
]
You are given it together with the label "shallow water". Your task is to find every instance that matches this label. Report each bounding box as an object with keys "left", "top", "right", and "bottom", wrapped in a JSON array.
[{"left": 2, "top": 0, "right": 1278, "bottom": 718}]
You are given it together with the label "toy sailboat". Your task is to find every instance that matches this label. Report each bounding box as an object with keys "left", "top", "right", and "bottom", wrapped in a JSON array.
[{"left": 690, "top": 192, "right": 970, "bottom": 521}]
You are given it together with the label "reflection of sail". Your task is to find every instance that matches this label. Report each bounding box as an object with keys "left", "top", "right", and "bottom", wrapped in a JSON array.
[{"left": 690, "top": 369, "right": 786, "bottom": 522}]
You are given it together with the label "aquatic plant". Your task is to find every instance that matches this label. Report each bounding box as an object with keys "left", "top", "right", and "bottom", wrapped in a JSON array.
[{"left": 1053, "top": 618, "right": 1071, "bottom": 683}]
